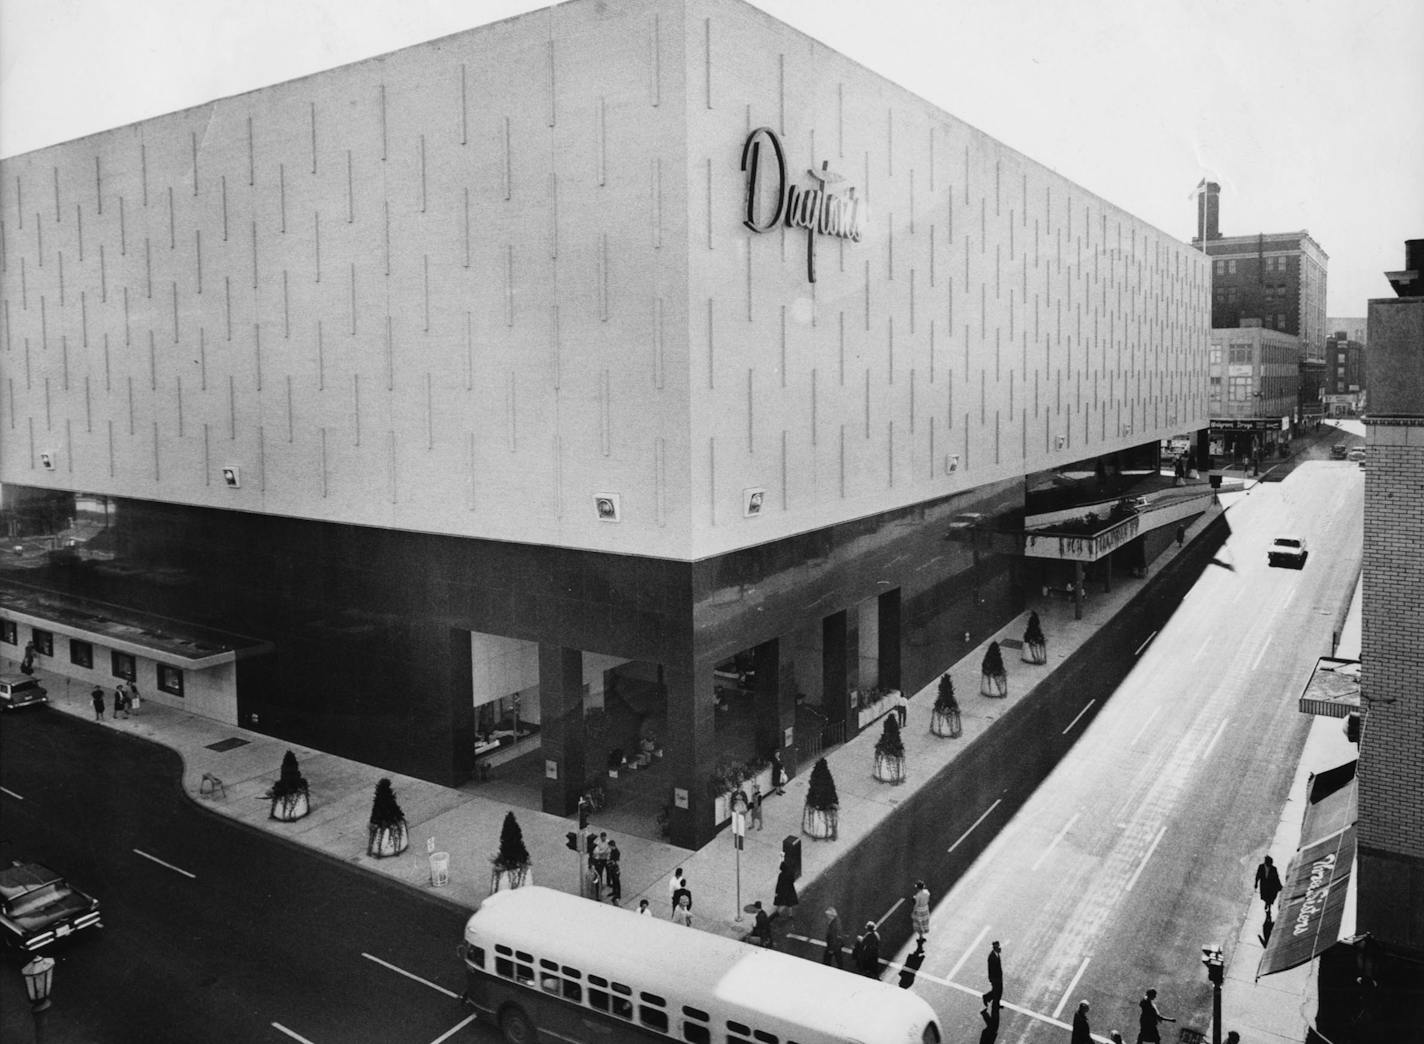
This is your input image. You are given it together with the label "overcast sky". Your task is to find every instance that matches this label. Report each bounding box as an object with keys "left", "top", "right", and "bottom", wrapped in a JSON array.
[{"left": 3, "top": 0, "right": 1420, "bottom": 318}]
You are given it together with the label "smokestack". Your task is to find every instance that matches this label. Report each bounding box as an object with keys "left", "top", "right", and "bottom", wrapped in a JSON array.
[
  {"left": 1385, "top": 238, "right": 1423, "bottom": 298},
  {"left": 1196, "top": 182, "right": 1222, "bottom": 242}
]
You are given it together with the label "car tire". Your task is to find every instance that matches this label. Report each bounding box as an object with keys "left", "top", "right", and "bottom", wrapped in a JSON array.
[{"left": 500, "top": 1004, "right": 535, "bottom": 1044}]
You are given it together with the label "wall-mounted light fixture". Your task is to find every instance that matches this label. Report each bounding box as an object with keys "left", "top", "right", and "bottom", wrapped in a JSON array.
[
  {"left": 221, "top": 466, "right": 241, "bottom": 488},
  {"left": 742, "top": 487, "right": 766, "bottom": 517},
  {"left": 593, "top": 492, "right": 621, "bottom": 522}
]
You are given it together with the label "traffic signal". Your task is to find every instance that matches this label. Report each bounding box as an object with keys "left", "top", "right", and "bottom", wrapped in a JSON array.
[{"left": 566, "top": 831, "right": 579, "bottom": 852}]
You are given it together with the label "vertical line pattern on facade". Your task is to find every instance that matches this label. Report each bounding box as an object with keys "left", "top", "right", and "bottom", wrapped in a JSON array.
[
  {"left": 545, "top": 38, "right": 556, "bottom": 127},
  {"left": 107, "top": 419, "right": 114, "bottom": 476},
  {"left": 254, "top": 324, "right": 263, "bottom": 392},
  {"left": 144, "top": 238, "right": 152, "bottom": 297},
  {"left": 704, "top": 18, "right": 712, "bottom": 109},
  {"left": 172, "top": 282, "right": 180, "bottom": 343},
  {"left": 385, "top": 317, "right": 394, "bottom": 390},
  {"left": 127, "top": 375, "right": 135, "bottom": 434},
  {"left": 503, "top": 117, "right": 512, "bottom": 200},
  {"left": 195, "top": 230, "right": 203, "bottom": 294},
  {"left": 58, "top": 253, "right": 66, "bottom": 306},
  {"left": 929, "top": 414, "right": 937, "bottom": 476},
  {"left": 168, "top": 186, "right": 176, "bottom": 247},
  {"left": 505, "top": 245, "right": 514, "bottom": 327},
  {"left": 600, "top": 369, "right": 611, "bottom": 456},
  {"left": 148, "top": 331, "right": 157, "bottom": 390},
  {"left": 506, "top": 372, "right": 516, "bottom": 451}
]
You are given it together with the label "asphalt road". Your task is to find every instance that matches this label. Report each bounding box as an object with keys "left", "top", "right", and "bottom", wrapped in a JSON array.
[
  {"left": 861, "top": 458, "right": 1364, "bottom": 1042},
  {"left": 0, "top": 712, "right": 496, "bottom": 1044}
]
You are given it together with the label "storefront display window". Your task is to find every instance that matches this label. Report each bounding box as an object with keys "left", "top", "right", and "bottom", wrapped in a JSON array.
[
  {"left": 1, "top": 620, "right": 15, "bottom": 645},
  {"left": 158, "top": 664, "right": 184, "bottom": 697},
  {"left": 111, "top": 650, "right": 136, "bottom": 681},
  {"left": 70, "top": 639, "right": 93, "bottom": 669},
  {"left": 31, "top": 629, "right": 54, "bottom": 656}
]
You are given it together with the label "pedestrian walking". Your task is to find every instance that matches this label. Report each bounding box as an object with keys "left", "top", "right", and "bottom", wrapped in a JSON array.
[
  {"left": 981, "top": 939, "right": 1004, "bottom": 1014},
  {"left": 822, "top": 907, "right": 845, "bottom": 968},
  {"left": 1175, "top": 524, "right": 1186, "bottom": 548},
  {"left": 1070, "top": 1001, "right": 1092, "bottom": 1044},
  {"left": 90, "top": 686, "right": 105, "bottom": 721},
  {"left": 669, "top": 867, "right": 686, "bottom": 903},
  {"left": 898, "top": 938, "right": 926, "bottom": 989},
  {"left": 637, "top": 899, "right": 651, "bottom": 916},
  {"left": 745, "top": 901, "right": 774, "bottom": 947},
  {"left": 673, "top": 894, "right": 693, "bottom": 927},
  {"left": 855, "top": 921, "right": 882, "bottom": 978},
  {"left": 671, "top": 878, "right": 692, "bottom": 921},
  {"left": 115, "top": 685, "right": 130, "bottom": 719},
  {"left": 606, "top": 841, "right": 622, "bottom": 904},
  {"left": 1254, "top": 855, "right": 1282, "bottom": 915},
  {"left": 592, "top": 832, "right": 611, "bottom": 883},
  {"left": 773, "top": 860, "right": 799, "bottom": 919},
  {"left": 128, "top": 681, "right": 142, "bottom": 714},
  {"left": 750, "top": 782, "right": 764, "bottom": 830},
  {"left": 910, "top": 880, "right": 930, "bottom": 942},
  {"left": 20, "top": 641, "right": 36, "bottom": 674},
  {"left": 769, "top": 751, "right": 786, "bottom": 794},
  {"left": 1136, "top": 988, "right": 1175, "bottom": 1043}
]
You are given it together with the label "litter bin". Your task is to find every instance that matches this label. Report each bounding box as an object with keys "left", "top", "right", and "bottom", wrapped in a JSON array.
[
  {"left": 430, "top": 851, "right": 450, "bottom": 887},
  {"left": 782, "top": 835, "right": 802, "bottom": 881}
]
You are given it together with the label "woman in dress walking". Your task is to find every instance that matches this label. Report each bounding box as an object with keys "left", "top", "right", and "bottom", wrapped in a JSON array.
[{"left": 911, "top": 880, "right": 931, "bottom": 942}]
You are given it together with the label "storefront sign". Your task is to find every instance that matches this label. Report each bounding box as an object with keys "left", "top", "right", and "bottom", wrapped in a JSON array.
[{"left": 740, "top": 127, "right": 863, "bottom": 283}]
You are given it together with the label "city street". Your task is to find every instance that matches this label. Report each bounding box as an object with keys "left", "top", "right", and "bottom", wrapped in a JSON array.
[
  {"left": 867, "top": 459, "right": 1363, "bottom": 1041},
  {"left": 0, "top": 713, "right": 494, "bottom": 1044}
]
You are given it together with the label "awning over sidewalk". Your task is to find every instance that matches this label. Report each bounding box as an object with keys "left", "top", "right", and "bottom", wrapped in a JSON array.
[{"left": 1258, "top": 760, "right": 1358, "bottom": 978}]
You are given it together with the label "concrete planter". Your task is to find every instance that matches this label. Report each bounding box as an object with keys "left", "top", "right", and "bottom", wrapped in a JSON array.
[
  {"left": 873, "top": 752, "right": 906, "bottom": 784},
  {"left": 489, "top": 864, "right": 533, "bottom": 894},
  {"left": 269, "top": 789, "right": 310, "bottom": 822},
  {"left": 802, "top": 806, "right": 838, "bottom": 840},
  {"left": 1022, "top": 640, "right": 1047, "bottom": 664},
  {"left": 367, "top": 820, "right": 409, "bottom": 858},
  {"left": 931, "top": 706, "right": 962, "bottom": 737},
  {"left": 980, "top": 672, "right": 1008, "bottom": 698}
]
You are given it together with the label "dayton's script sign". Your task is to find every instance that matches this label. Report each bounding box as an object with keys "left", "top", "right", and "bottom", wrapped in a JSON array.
[{"left": 740, "top": 127, "right": 862, "bottom": 283}]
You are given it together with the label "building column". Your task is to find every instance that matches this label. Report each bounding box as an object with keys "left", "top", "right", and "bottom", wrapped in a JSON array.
[
  {"left": 822, "top": 610, "right": 851, "bottom": 732},
  {"left": 538, "top": 644, "right": 585, "bottom": 817},
  {"left": 877, "top": 589, "right": 902, "bottom": 694},
  {"left": 665, "top": 656, "right": 718, "bottom": 850},
  {"left": 445, "top": 629, "right": 476, "bottom": 785},
  {"left": 1073, "top": 562, "right": 1085, "bottom": 621}
]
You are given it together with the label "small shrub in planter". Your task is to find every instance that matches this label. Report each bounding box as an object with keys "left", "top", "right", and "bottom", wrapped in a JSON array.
[
  {"left": 1022, "top": 611, "right": 1047, "bottom": 664},
  {"left": 489, "top": 811, "right": 533, "bottom": 893},
  {"left": 802, "top": 757, "right": 840, "bottom": 840},
  {"left": 872, "top": 714, "right": 907, "bottom": 784},
  {"left": 366, "top": 777, "right": 409, "bottom": 858},
  {"left": 930, "top": 673, "right": 962, "bottom": 738},
  {"left": 267, "top": 750, "right": 311, "bottom": 822},
  {"left": 980, "top": 641, "right": 1008, "bottom": 698}
]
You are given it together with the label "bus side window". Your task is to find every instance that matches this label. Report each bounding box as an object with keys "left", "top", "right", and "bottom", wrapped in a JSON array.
[
  {"left": 539, "top": 959, "right": 561, "bottom": 995},
  {"left": 682, "top": 1004, "right": 712, "bottom": 1043},
  {"left": 514, "top": 950, "right": 535, "bottom": 985},
  {"left": 561, "top": 965, "right": 583, "bottom": 1003},
  {"left": 588, "top": 974, "right": 610, "bottom": 1013},
  {"left": 753, "top": 1032, "right": 779, "bottom": 1044},
  {"left": 639, "top": 990, "right": 668, "bottom": 1033},
  {"left": 727, "top": 1019, "right": 754, "bottom": 1044},
  {"left": 611, "top": 981, "right": 634, "bottom": 1020}
]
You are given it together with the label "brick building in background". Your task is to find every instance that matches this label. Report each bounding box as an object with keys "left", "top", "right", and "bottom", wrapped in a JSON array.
[
  {"left": 1324, "top": 330, "right": 1366, "bottom": 415},
  {"left": 1344, "top": 237, "right": 1424, "bottom": 1033}
]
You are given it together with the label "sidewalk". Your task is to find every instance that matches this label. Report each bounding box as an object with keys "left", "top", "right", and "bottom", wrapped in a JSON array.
[
  {"left": 1218, "top": 574, "right": 1361, "bottom": 1042},
  {"left": 3, "top": 489, "right": 1231, "bottom": 931}
]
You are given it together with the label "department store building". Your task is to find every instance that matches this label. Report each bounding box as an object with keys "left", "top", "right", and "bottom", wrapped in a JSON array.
[{"left": 0, "top": 0, "right": 1209, "bottom": 846}]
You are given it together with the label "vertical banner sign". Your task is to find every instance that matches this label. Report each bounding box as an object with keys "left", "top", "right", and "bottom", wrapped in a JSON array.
[{"left": 741, "top": 127, "right": 864, "bottom": 283}]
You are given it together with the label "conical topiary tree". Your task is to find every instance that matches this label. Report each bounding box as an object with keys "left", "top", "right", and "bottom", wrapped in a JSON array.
[
  {"left": 1023, "top": 611, "right": 1047, "bottom": 664},
  {"left": 802, "top": 757, "right": 840, "bottom": 840},
  {"left": 980, "top": 641, "right": 1008, "bottom": 698},
  {"left": 931, "top": 673, "right": 962, "bottom": 738},
  {"left": 367, "top": 777, "right": 409, "bottom": 857},
  {"left": 490, "top": 811, "right": 533, "bottom": 892},
  {"left": 267, "top": 749, "right": 311, "bottom": 821},
  {"left": 873, "top": 713, "right": 907, "bottom": 784}
]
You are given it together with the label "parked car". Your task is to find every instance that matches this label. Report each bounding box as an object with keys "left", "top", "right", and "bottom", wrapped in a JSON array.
[
  {"left": 1331, "top": 443, "right": 1349, "bottom": 460},
  {"left": 1268, "top": 536, "right": 1309, "bottom": 569},
  {"left": 0, "top": 674, "right": 48, "bottom": 710},
  {"left": 0, "top": 862, "right": 102, "bottom": 951},
  {"left": 1347, "top": 447, "right": 1366, "bottom": 463}
]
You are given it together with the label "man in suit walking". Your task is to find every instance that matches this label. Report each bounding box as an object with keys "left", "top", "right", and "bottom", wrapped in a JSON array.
[{"left": 981, "top": 940, "right": 1004, "bottom": 1016}]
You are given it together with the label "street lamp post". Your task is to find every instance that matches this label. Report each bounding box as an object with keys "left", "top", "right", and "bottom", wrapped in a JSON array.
[
  {"left": 1201, "top": 943, "right": 1224, "bottom": 1044},
  {"left": 21, "top": 955, "right": 55, "bottom": 1044}
]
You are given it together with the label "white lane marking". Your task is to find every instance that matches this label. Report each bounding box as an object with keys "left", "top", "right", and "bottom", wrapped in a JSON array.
[
  {"left": 948, "top": 799, "right": 1002, "bottom": 853},
  {"left": 1032, "top": 812, "right": 1082, "bottom": 872},
  {"left": 1125, "top": 826, "right": 1168, "bottom": 893},
  {"left": 876, "top": 897, "right": 905, "bottom": 928},
  {"left": 1, "top": 786, "right": 24, "bottom": 801},
  {"left": 426, "top": 1014, "right": 479, "bottom": 1044},
  {"left": 271, "top": 1024, "right": 317, "bottom": 1044},
  {"left": 1251, "top": 634, "right": 1274, "bottom": 671},
  {"left": 944, "top": 924, "right": 991, "bottom": 982},
  {"left": 1192, "top": 636, "right": 1212, "bottom": 663},
  {"left": 1200, "top": 718, "right": 1230, "bottom": 762},
  {"left": 1053, "top": 955, "right": 1092, "bottom": 1019},
  {"left": 1230, "top": 585, "right": 1245, "bottom": 605},
  {"left": 1134, "top": 630, "right": 1158, "bottom": 656},
  {"left": 878, "top": 956, "right": 1078, "bottom": 1033},
  {"left": 361, "top": 952, "right": 460, "bottom": 999},
  {"left": 1061, "top": 700, "right": 1096, "bottom": 736},
  {"left": 133, "top": 848, "right": 196, "bottom": 879},
  {"left": 1129, "top": 706, "right": 1161, "bottom": 748}
]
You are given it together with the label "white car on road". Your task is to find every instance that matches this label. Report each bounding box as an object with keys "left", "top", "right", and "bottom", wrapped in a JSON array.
[{"left": 1268, "top": 536, "right": 1309, "bottom": 569}]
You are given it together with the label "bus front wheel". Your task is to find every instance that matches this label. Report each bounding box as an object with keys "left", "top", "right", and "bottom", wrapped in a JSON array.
[{"left": 499, "top": 1004, "right": 535, "bottom": 1044}]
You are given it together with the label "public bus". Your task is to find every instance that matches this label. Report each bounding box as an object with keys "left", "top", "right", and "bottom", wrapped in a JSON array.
[{"left": 459, "top": 886, "right": 942, "bottom": 1044}]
